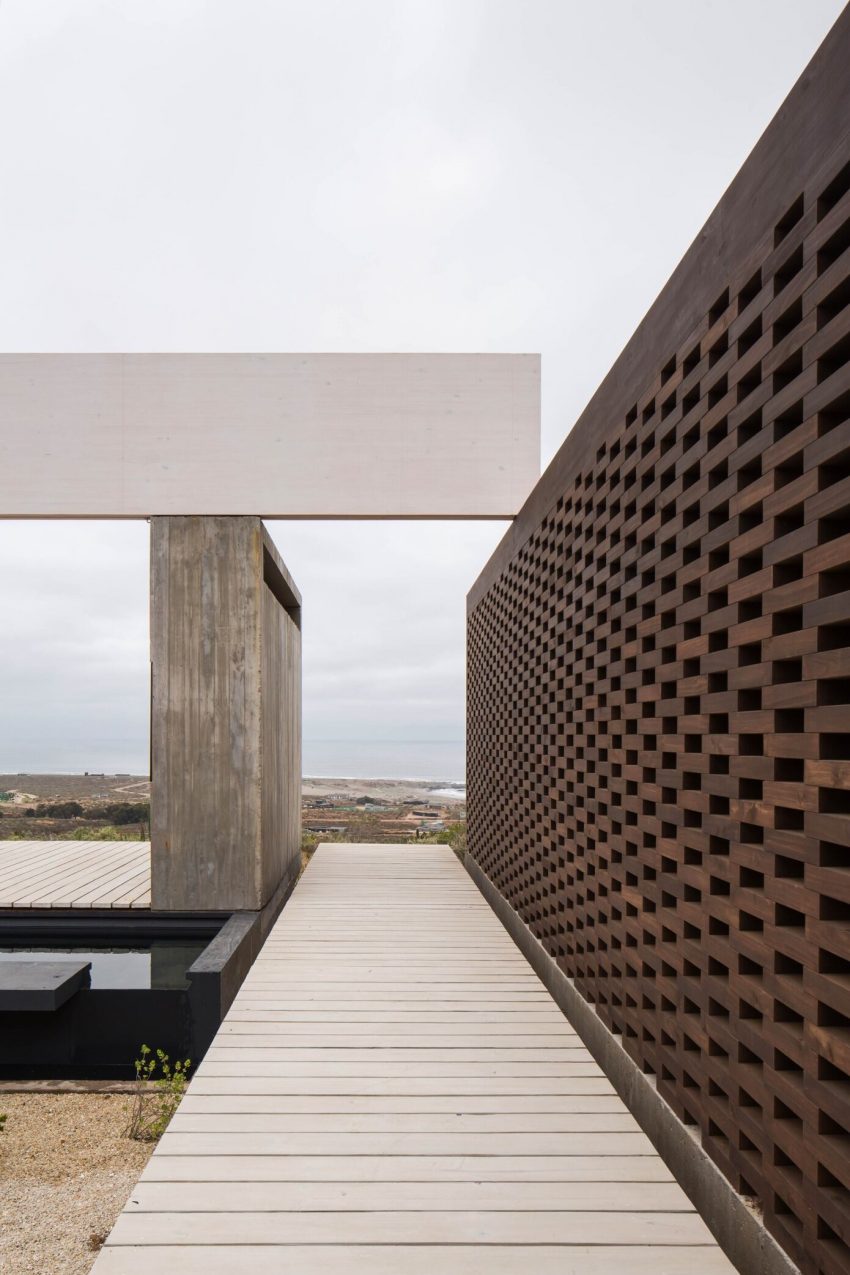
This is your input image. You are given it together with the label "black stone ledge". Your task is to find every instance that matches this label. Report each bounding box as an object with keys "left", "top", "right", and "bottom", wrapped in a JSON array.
[
  {"left": 187, "top": 854, "right": 301, "bottom": 1054},
  {"left": 0, "top": 911, "right": 227, "bottom": 939},
  {"left": 0, "top": 960, "right": 91, "bottom": 1012},
  {"left": 464, "top": 851, "right": 802, "bottom": 1275},
  {"left": 468, "top": 5, "right": 850, "bottom": 615},
  {"left": 0, "top": 854, "right": 301, "bottom": 1068}
]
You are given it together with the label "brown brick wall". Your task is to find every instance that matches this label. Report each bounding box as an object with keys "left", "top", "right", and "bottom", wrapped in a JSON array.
[{"left": 467, "top": 16, "right": 850, "bottom": 1275}]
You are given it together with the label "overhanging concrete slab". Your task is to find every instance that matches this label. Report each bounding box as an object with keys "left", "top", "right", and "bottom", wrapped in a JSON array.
[{"left": 0, "top": 352, "right": 540, "bottom": 517}]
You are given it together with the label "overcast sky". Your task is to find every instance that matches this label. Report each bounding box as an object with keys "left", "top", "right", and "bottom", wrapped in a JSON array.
[{"left": 0, "top": 0, "right": 843, "bottom": 776}]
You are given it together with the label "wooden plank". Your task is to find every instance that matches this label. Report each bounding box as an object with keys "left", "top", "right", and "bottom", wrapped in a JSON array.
[
  {"left": 176, "top": 1094, "right": 628, "bottom": 1114},
  {"left": 201, "top": 1048, "right": 594, "bottom": 1061},
  {"left": 194, "top": 1062, "right": 604, "bottom": 1076},
  {"left": 90, "top": 843, "right": 734, "bottom": 1274},
  {"left": 168, "top": 1113, "right": 641, "bottom": 1134},
  {"left": 100, "top": 867, "right": 153, "bottom": 909},
  {"left": 126, "top": 1179, "right": 691, "bottom": 1212},
  {"left": 218, "top": 1018, "right": 577, "bottom": 1034},
  {"left": 187, "top": 1076, "right": 619, "bottom": 1095},
  {"left": 88, "top": 1244, "right": 738, "bottom": 1274},
  {"left": 217, "top": 1014, "right": 578, "bottom": 1025},
  {"left": 228, "top": 994, "right": 557, "bottom": 1004},
  {"left": 0, "top": 841, "right": 150, "bottom": 910},
  {"left": 156, "top": 1131, "right": 656, "bottom": 1156},
  {"left": 106, "top": 1209, "right": 715, "bottom": 1245},
  {"left": 217, "top": 1011, "right": 571, "bottom": 1022},
  {"left": 38, "top": 841, "right": 144, "bottom": 902},
  {"left": 206, "top": 1036, "right": 583, "bottom": 1051},
  {"left": 232, "top": 992, "right": 548, "bottom": 1001},
  {"left": 0, "top": 841, "right": 78, "bottom": 877},
  {"left": 238, "top": 979, "right": 545, "bottom": 989},
  {"left": 0, "top": 840, "right": 134, "bottom": 900},
  {"left": 73, "top": 858, "right": 150, "bottom": 906},
  {"left": 139, "top": 1153, "right": 675, "bottom": 1183}
]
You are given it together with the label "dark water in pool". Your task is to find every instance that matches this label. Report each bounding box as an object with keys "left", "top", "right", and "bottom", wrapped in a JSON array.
[{"left": 0, "top": 940, "right": 207, "bottom": 989}]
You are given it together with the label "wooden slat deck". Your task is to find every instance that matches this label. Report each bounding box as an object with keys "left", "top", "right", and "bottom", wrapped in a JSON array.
[
  {"left": 0, "top": 840, "right": 150, "bottom": 908},
  {"left": 92, "top": 843, "right": 735, "bottom": 1273}
]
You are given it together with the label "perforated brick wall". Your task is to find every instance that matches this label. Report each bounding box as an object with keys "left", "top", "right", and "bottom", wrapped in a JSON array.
[{"left": 467, "top": 19, "right": 850, "bottom": 1275}]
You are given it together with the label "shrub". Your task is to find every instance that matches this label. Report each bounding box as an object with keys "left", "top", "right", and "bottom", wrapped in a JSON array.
[
  {"left": 420, "top": 820, "right": 466, "bottom": 852},
  {"left": 101, "top": 802, "right": 150, "bottom": 826},
  {"left": 27, "top": 801, "right": 84, "bottom": 819},
  {"left": 126, "top": 1045, "right": 190, "bottom": 1141}
]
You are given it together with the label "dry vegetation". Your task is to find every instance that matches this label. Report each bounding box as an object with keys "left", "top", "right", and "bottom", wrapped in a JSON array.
[
  {"left": 0, "top": 773, "right": 467, "bottom": 850},
  {"left": 0, "top": 774, "right": 151, "bottom": 841}
]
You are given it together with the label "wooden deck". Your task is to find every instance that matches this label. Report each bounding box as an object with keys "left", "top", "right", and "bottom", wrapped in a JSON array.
[
  {"left": 0, "top": 840, "right": 150, "bottom": 909},
  {"left": 92, "top": 843, "right": 735, "bottom": 1273}
]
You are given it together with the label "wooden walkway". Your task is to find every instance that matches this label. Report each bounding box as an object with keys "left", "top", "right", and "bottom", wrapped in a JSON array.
[
  {"left": 92, "top": 843, "right": 735, "bottom": 1273},
  {"left": 0, "top": 840, "right": 150, "bottom": 909}
]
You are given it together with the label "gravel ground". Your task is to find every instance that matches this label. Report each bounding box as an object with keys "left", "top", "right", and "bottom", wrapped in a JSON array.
[{"left": 0, "top": 1093, "right": 153, "bottom": 1275}]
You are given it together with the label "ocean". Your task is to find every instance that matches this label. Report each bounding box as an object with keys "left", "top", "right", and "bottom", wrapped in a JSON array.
[
  {"left": 302, "top": 739, "right": 465, "bottom": 783},
  {"left": 0, "top": 739, "right": 466, "bottom": 784}
]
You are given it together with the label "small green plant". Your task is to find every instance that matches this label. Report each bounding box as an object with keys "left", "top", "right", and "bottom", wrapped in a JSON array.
[
  {"left": 126, "top": 1045, "right": 190, "bottom": 1141},
  {"left": 0, "top": 1112, "right": 6, "bottom": 1133}
]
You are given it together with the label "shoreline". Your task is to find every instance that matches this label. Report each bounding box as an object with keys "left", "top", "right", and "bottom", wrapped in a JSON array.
[
  {"left": 304, "top": 775, "right": 464, "bottom": 785},
  {"left": 302, "top": 776, "right": 466, "bottom": 803},
  {"left": 0, "top": 773, "right": 467, "bottom": 807}
]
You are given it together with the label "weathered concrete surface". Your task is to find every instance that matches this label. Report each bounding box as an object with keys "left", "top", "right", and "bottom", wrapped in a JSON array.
[
  {"left": 150, "top": 517, "right": 300, "bottom": 912},
  {"left": 260, "top": 579, "right": 301, "bottom": 906}
]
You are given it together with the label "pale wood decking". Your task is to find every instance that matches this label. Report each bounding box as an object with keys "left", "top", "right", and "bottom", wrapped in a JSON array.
[
  {"left": 91, "top": 843, "right": 735, "bottom": 1273},
  {"left": 0, "top": 840, "right": 150, "bottom": 909}
]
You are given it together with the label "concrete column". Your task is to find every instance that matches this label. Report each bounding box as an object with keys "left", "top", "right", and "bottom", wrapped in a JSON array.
[{"left": 150, "top": 516, "right": 301, "bottom": 911}]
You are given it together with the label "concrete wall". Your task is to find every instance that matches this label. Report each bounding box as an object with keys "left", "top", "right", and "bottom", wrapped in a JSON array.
[
  {"left": 0, "top": 353, "right": 539, "bottom": 518},
  {"left": 150, "top": 516, "right": 301, "bottom": 912}
]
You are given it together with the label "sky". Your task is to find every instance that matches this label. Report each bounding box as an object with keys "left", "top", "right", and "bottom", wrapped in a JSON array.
[{"left": 0, "top": 0, "right": 844, "bottom": 776}]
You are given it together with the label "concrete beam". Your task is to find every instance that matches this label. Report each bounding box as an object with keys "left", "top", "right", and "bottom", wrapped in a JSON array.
[{"left": 0, "top": 353, "right": 540, "bottom": 518}]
